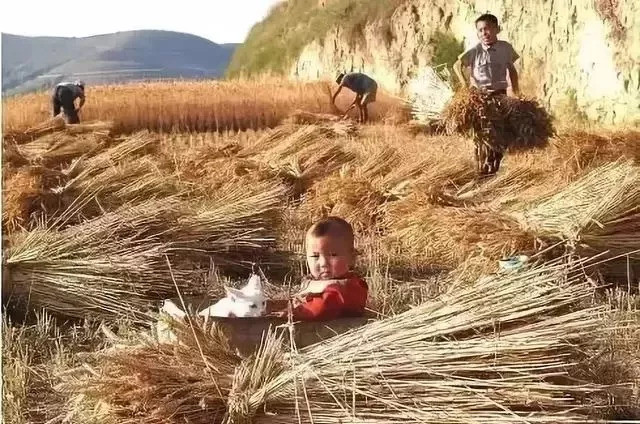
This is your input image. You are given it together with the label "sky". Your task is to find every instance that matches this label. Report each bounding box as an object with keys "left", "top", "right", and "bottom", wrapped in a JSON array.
[{"left": 0, "top": 0, "right": 283, "bottom": 44}]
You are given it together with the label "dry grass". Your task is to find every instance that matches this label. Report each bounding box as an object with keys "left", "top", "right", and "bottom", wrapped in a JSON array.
[
  {"left": 3, "top": 79, "right": 402, "bottom": 135},
  {"left": 3, "top": 168, "right": 43, "bottom": 232},
  {"left": 66, "top": 258, "right": 637, "bottom": 423},
  {"left": 298, "top": 173, "right": 387, "bottom": 231},
  {"left": 553, "top": 128, "right": 640, "bottom": 172},
  {"left": 3, "top": 78, "right": 640, "bottom": 422},
  {"left": 4, "top": 180, "right": 288, "bottom": 319},
  {"left": 2, "top": 312, "right": 108, "bottom": 424},
  {"left": 515, "top": 161, "right": 640, "bottom": 260},
  {"left": 383, "top": 204, "right": 537, "bottom": 269},
  {"left": 62, "top": 321, "right": 284, "bottom": 424}
]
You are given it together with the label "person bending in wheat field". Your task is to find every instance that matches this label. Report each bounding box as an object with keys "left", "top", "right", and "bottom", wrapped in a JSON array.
[
  {"left": 331, "top": 72, "right": 378, "bottom": 124},
  {"left": 454, "top": 13, "right": 521, "bottom": 175},
  {"left": 52, "top": 80, "right": 86, "bottom": 124}
]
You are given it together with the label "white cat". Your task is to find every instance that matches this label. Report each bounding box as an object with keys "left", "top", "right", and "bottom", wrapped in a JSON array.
[
  {"left": 156, "top": 274, "right": 267, "bottom": 343},
  {"left": 198, "top": 273, "right": 266, "bottom": 318}
]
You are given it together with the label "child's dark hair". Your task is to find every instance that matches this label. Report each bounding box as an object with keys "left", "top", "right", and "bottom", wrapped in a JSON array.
[
  {"left": 475, "top": 13, "right": 499, "bottom": 27},
  {"left": 308, "top": 216, "right": 354, "bottom": 246}
]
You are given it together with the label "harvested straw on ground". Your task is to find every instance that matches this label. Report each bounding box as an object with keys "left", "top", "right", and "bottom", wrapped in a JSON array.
[
  {"left": 282, "top": 110, "right": 340, "bottom": 125},
  {"left": 15, "top": 132, "right": 111, "bottom": 167},
  {"left": 4, "top": 180, "right": 288, "bottom": 319},
  {"left": 553, "top": 129, "right": 640, "bottom": 171},
  {"left": 2, "top": 168, "right": 43, "bottom": 233},
  {"left": 239, "top": 122, "right": 356, "bottom": 159},
  {"left": 67, "top": 258, "right": 634, "bottom": 423},
  {"left": 298, "top": 174, "right": 386, "bottom": 231},
  {"left": 514, "top": 161, "right": 640, "bottom": 259},
  {"left": 383, "top": 203, "right": 536, "bottom": 268},
  {"left": 3, "top": 116, "right": 66, "bottom": 144},
  {"left": 64, "top": 121, "right": 114, "bottom": 135}
]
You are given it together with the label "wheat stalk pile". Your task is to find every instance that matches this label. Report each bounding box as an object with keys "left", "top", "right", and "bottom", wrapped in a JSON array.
[
  {"left": 3, "top": 79, "right": 639, "bottom": 423},
  {"left": 64, "top": 257, "right": 632, "bottom": 423}
]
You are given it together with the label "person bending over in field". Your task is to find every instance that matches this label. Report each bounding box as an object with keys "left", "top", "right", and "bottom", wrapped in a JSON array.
[
  {"left": 274, "top": 216, "right": 368, "bottom": 321},
  {"left": 331, "top": 72, "right": 378, "bottom": 123},
  {"left": 52, "top": 80, "right": 86, "bottom": 124}
]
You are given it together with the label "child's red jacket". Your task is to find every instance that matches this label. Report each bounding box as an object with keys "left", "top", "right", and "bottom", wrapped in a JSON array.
[{"left": 292, "top": 273, "right": 368, "bottom": 321}]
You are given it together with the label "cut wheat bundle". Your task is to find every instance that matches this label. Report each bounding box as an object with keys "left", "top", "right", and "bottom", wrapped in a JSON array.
[
  {"left": 238, "top": 125, "right": 355, "bottom": 195},
  {"left": 3, "top": 116, "right": 67, "bottom": 144},
  {"left": 247, "top": 257, "right": 630, "bottom": 424},
  {"left": 67, "top": 257, "right": 636, "bottom": 423},
  {"left": 514, "top": 161, "right": 640, "bottom": 259},
  {"left": 439, "top": 87, "right": 553, "bottom": 176},
  {"left": 441, "top": 87, "right": 554, "bottom": 151},
  {"left": 379, "top": 140, "right": 477, "bottom": 202},
  {"left": 3, "top": 119, "right": 114, "bottom": 145},
  {"left": 3, "top": 180, "right": 288, "bottom": 319},
  {"left": 383, "top": 204, "right": 536, "bottom": 269},
  {"left": 553, "top": 129, "right": 640, "bottom": 172},
  {"left": 499, "top": 95, "right": 555, "bottom": 151},
  {"left": 349, "top": 145, "right": 402, "bottom": 181},
  {"left": 62, "top": 321, "right": 284, "bottom": 424},
  {"left": 282, "top": 110, "right": 341, "bottom": 125},
  {"left": 66, "top": 131, "right": 161, "bottom": 179},
  {"left": 3, "top": 139, "right": 30, "bottom": 167},
  {"left": 406, "top": 66, "right": 455, "bottom": 122},
  {"left": 239, "top": 122, "right": 355, "bottom": 159},
  {"left": 298, "top": 173, "right": 387, "bottom": 231},
  {"left": 455, "top": 165, "right": 551, "bottom": 208},
  {"left": 161, "top": 178, "right": 292, "bottom": 277},
  {"left": 64, "top": 121, "right": 114, "bottom": 135},
  {"left": 172, "top": 180, "right": 287, "bottom": 253},
  {"left": 15, "top": 132, "right": 111, "bottom": 167},
  {"left": 3, "top": 196, "right": 185, "bottom": 319},
  {"left": 2, "top": 168, "right": 43, "bottom": 233},
  {"left": 57, "top": 158, "right": 181, "bottom": 211}
]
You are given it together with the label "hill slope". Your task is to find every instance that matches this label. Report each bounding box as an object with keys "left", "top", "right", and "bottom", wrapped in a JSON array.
[
  {"left": 228, "top": 0, "right": 640, "bottom": 125},
  {"left": 2, "top": 31, "right": 238, "bottom": 95}
]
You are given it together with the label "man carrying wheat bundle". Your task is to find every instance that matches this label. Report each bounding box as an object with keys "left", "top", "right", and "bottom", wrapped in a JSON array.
[{"left": 454, "top": 13, "right": 520, "bottom": 175}]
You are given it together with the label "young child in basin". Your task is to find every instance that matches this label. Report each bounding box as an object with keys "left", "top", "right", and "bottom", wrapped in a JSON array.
[{"left": 275, "top": 216, "right": 368, "bottom": 321}]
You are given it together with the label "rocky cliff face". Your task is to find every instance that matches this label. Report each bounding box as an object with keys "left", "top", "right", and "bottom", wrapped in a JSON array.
[{"left": 290, "top": 0, "right": 639, "bottom": 124}]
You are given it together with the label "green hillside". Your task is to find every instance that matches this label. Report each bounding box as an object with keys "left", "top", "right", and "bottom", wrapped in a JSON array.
[{"left": 226, "top": 0, "right": 404, "bottom": 78}]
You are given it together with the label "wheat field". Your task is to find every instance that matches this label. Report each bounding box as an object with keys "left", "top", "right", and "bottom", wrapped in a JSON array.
[{"left": 2, "top": 79, "right": 640, "bottom": 423}]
